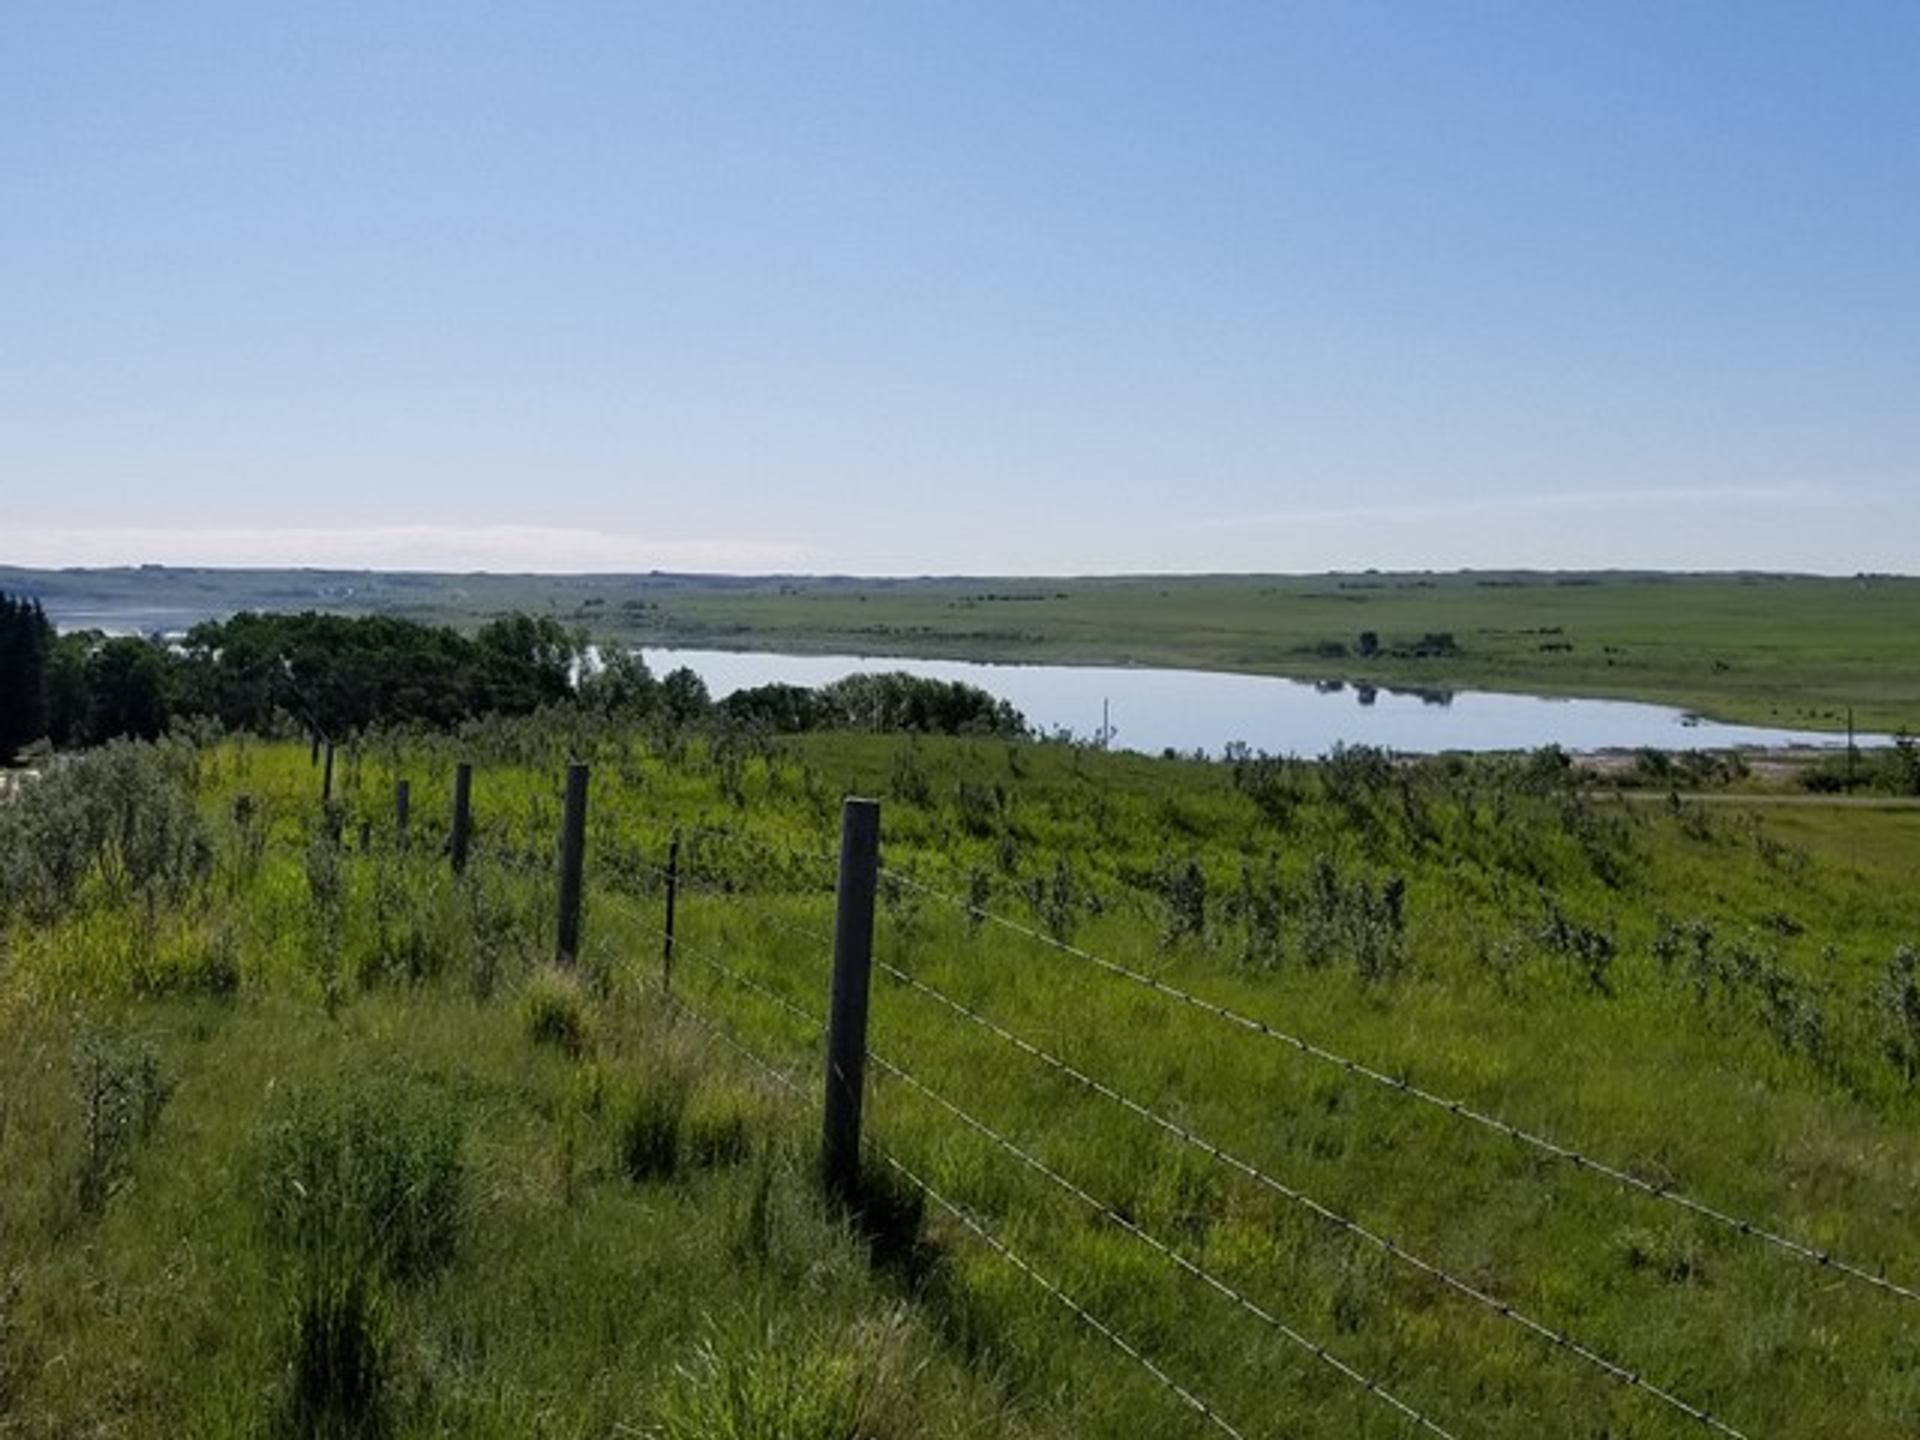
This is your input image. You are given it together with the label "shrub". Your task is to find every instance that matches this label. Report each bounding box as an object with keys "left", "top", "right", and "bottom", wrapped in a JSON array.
[
  {"left": 1881, "top": 944, "right": 1920, "bottom": 1084},
  {"left": 0, "top": 740, "right": 210, "bottom": 923},
  {"left": 1537, "top": 899, "right": 1617, "bottom": 996},
  {"left": 1223, "top": 862, "right": 1285, "bottom": 971},
  {"left": 1154, "top": 856, "right": 1208, "bottom": 948}
]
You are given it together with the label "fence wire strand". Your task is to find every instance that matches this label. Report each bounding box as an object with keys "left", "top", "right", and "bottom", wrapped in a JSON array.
[
  {"left": 604, "top": 910, "right": 1251, "bottom": 1440},
  {"left": 646, "top": 981, "right": 813, "bottom": 1100},
  {"left": 870, "top": 1142, "right": 1251, "bottom": 1440},
  {"left": 596, "top": 892, "right": 828, "bottom": 1037},
  {"left": 868, "top": 1047, "right": 1458, "bottom": 1440},
  {"left": 879, "top": 865, "right": 1916, "bottom": 1307},
  {"left": 874, "top": 955, "right": 1746, "bottom": 1438}
]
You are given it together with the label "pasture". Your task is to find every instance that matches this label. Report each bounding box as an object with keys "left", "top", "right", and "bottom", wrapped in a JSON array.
[{"left": 2, "top": 722, "right": 1916, "bottom": 1437}]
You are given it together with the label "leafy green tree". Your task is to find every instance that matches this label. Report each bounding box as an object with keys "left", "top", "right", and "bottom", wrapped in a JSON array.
[
  {"left": 577, "top": 647, "right": 656, "bottom": 715},
  {"left": 476, "top": 614, "right": 580, "bottom": 711},
  {"left": 660, "top": 667, "right": 712, "bottom": 726},
  {"left": 815, "top": 672, "right": 1026, "bottom": 737},
  {"left": 177, "top": 611, "right": 580, "bottom": 736},
  {"left": 720, "top": 682, "right": 823, "bottom": 732},
  {"left": 86, "top": 637, "right": 175, "bottom": 743}
]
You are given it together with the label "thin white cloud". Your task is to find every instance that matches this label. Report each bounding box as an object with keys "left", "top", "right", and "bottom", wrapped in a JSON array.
[
  {"left": 1, "top": 525, "right": 811, "bottom": 574},
  {"left": 1190, "top": 483, "right": 1849, "bottom": 531}
]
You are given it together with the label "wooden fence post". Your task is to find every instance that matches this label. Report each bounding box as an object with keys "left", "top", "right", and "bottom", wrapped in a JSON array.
[
  {"left": 395, "top": 779, "right": 411, "bottom": 852},
  {"left": 663, "top": 832, "right": 680, "bottom": 989},
  {"left": 822, "top": 797, "right": 880, "bottom": 1204},
  {"left": 321, "top": 742, "right": 335, "bottom": 804},
  {"left": 555, "top": 763, "right": 589, "bottom": 966},
  {"left": 450, "top": 762, "right": 473, "bottom": 875}
]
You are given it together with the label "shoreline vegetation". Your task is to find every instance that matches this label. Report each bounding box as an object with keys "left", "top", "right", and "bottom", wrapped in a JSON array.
[
  {"left": 3, "top": 565, "right": 1916, "bottom": 736},
  {"left": 4, "top": 587, "right": 1918, "bottom": 800}
]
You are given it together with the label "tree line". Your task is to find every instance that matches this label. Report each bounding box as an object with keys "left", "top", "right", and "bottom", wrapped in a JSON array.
[{"left": 0, "top": 594, "right": 1027, "bottom": 761}]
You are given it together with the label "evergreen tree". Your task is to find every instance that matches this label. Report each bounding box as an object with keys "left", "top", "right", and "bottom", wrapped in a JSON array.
[{"left": 0, "top": 592, "right": 53, "bottom": 762}]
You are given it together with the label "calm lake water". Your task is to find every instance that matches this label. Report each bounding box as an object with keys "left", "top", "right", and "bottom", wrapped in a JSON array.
[{"left": 641, "top": 647, "right": 1871, "bottom": 758}]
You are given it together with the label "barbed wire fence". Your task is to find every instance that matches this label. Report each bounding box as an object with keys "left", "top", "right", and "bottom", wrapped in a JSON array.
[{"left": 323, "top": 756, "right": 1919, "bottom": 1438}]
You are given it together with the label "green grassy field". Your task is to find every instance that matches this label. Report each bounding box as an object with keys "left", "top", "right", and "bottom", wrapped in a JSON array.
[
  {"left": 9, "top": 566, "right": 1919, "bottom": 733},
  {"left": 3, "top": 724, "right": 1918, "bottom": 1437}
]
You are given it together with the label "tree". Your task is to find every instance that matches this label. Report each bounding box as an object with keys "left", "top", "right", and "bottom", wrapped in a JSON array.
[
  {"left": 46, "top": 630, "right": 100, "bottom": 747},
  {"left": 659, "top": 667, "right": 712, "bottom": 726},
  {"left": 720, "top": 682, "right": 823, "bottom": 732},
  {"left": 0, "top": 592, "right": 53, "bottom": 762},
  {"left": 86, "top": 637, "right": 174, "bottom": 743},
  {"left": 476, "top": 614, "right": 581, "bottom": 711},
  {"left": 577, "top": 647, "right": 656, "bottom": 715}
]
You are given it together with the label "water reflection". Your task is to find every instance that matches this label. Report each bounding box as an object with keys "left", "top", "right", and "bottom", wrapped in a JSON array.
[{"left": 642, "top": 647, "right": 1866, "bottom": 758}]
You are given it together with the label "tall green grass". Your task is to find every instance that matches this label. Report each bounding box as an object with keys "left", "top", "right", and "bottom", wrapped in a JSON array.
[{"left": 3, "top": 727, "right": 1917, "bottom": 1437}]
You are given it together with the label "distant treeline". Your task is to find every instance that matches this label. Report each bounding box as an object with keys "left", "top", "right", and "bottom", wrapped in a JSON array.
[{"left": 0, "top": 597, "right": 1027, "bottom": 759}]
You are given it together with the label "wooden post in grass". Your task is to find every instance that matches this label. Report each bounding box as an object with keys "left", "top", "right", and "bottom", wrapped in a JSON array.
[
  {"left": 555, "top": 763, "right": 590, "bottom": 966},
  {"left": 310, "top": 732, "right": 320, "bottom": 766},
  {"left": 822, "top": 797, "right": 880, "bottom": 1204},
  {"left": 662, "top": 832, "right": 680, "bottom": 989},
  {"left": 395, "top": 779, "right": 411, "bottom": 851},
  {"left": 450, "top": 763, "right": 473, "bottom": 875},
  {"left": 321, "top": 742, "right": 335, "bottom": 803}
]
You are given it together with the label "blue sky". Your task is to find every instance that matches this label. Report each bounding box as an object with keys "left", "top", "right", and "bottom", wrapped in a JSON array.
[{"left": 4, "top": 3, "right": 1915, "bottom": 574}]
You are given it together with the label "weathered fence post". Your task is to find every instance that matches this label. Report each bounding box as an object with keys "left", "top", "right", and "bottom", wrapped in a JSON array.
[
  {"left": 555, "top": 762, "right": 589, "bottom": 966},
  {"left": 662, "top": 832, "right": 680, "bottom": 989},
  {"left": 822, "top": 797, "right": 880, "bottom": 1204},
  {"left": 321, "top": 742, "right": 335, "bottom": 803},
  {"left": 450, "top": 762, "right": 473, "bottom": 875},
  {"left": 395, "top": 779, "right": 411, "bottom": 852}
]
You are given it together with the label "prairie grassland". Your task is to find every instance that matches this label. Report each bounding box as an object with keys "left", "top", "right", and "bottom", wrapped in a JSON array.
[{"left": 2, "top": 722, "right": 1917, "bottom": 1438}]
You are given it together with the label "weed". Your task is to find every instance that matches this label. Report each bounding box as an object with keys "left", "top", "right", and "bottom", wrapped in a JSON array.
[
  {"left": 257, "top": 1080, "right": 464, "bottom": 1284},
  {"left": 66, "top": 1027, "right": 169, "bottom": 1222},
  {"left": 617, "top": 1071, "right": 692, "bottom": 1182},
  {"left": 685, "top": 1084, "right": 764, "bottom": 1169},
  {"left": 283, "top": 1260, "right": 391, "bottom": 1440},
  {"left": 1619, "top": 1225, "right": 1710, "bottom": 1285},
  {"left": 650, "top": 1313, "right": 917, "bottom": 1440},
  {"left": 522, "top": 966, "right": 592, "bottom": 1057}
]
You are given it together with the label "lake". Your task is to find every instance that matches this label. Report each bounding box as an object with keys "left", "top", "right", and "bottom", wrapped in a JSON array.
[{"left": 640, "top": 647, "right": 1873, "bottom": 758}]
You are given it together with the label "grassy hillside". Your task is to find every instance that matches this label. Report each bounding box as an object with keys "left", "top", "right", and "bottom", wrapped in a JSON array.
[
  {"left": 3, "top": 723, "right": 1917, "bottom": 1437},
  {"left": 7, "top": 565, "right": 1918, "bottom": 732}
]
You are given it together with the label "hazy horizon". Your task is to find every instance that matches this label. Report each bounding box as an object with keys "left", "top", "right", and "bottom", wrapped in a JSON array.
[{"left": 6, "top": 557, "right": 1913, "bottom": 585}]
